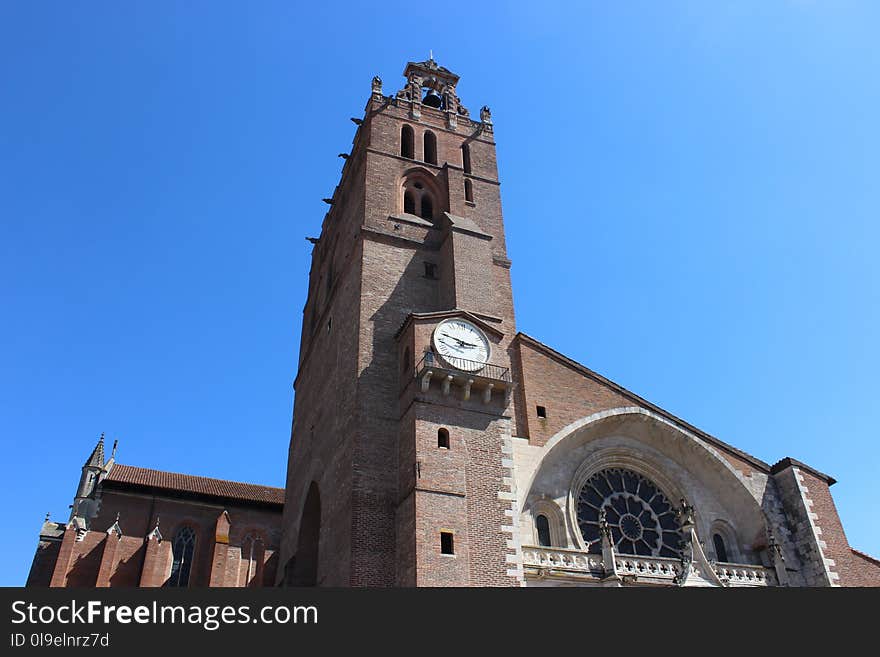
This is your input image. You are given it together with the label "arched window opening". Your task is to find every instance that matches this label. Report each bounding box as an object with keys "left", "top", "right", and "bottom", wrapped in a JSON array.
[
  {"left": 168, "top": 526, "right": 196, "bottom": 587},
  {"left": 401, "top": 125, "right": 414, "bottom": 159},
  {"left": 464, "top": 179, "right": 474, "bottom": 203},
  {"left": 461, "top": 143, "right": 471, "bottom": 173},
  {"left": 438, "top": 428, "right": 450, "bottom": 449},
  {"left": 423, "top": 131, "right": 437, "bottom": 165},
  {"left": 420, "top": 194, "right": 433, "bottom": 221},
  {"left": 713, "top": 533, "right": 729, "bottom": 563},
  {"left": 240, "top": 533, "right": 265, "bottom": 587},
  {"left": 536, "top": 515, "right": 552, "bottom": 547},
  {"left": 290, "top": 483, "right": 320, "bottom": 586},
  {"left": 403, "top": 190, "right": 416, "bottom": 215}
]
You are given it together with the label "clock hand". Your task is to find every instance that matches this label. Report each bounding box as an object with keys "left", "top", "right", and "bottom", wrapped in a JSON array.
[{"left": 438, "top": 338, "right": 463, "bottom": 352}]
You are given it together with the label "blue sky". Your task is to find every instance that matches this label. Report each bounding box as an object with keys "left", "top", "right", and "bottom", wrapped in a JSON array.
[{"left": 2, "top": 2, "right": 878, "bottom": 585}]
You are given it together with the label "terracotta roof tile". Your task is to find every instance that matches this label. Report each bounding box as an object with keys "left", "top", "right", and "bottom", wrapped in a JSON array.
[{"left": 104, "top": 464, "right": 284, "bottom": 506}]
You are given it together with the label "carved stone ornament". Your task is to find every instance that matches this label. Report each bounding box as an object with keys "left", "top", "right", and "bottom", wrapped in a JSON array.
[{"left": 371, "top": 75, "right": 382, "bottom": 94}]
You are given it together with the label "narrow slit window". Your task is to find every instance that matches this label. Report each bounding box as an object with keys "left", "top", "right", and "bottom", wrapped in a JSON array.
[
  {"left": 536, "top": 515, "right": 552, "bottom": 547},
  {"left": 713, "top": 533, "right": 729, "bottom": 563},
  {"left": 438, "top": 428, "right": 450, "bottom": 449},
  {"left": 424, "top": 131, "right": 437, "bottom": 165},
  {"left": 424, "top": 262, "right": 437, "bottom": 279},
  {"left": 464, "top": 179, "right": 474, "bottom": 203},
  {"left": 461, "top": 143, "right": 471, "bottom": 173},
  {"left": 404, "top": 190, "right": 415, "bottom": 215},
  {"left": 536, "top": 405, "right": 547, "bottom": 419},
  {"left": 420, "top": 195, "right": 433, "bottom": 221},
  {"left": 440, "top": 531, "right": 454, "bottom": 555},
  {"left": 401, "top": 125, "right": 414, "bottom": 159}
]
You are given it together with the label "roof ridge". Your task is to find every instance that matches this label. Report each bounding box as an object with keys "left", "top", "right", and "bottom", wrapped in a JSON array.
[
  {"left": 514, "top": 331, "right": 771, "bottom": 472},
  {"left": 110, "top": 463, "right": 284, "bottom": 491},
  {"left": 104, "top": 464, "right": 285, "bottom": 506}
]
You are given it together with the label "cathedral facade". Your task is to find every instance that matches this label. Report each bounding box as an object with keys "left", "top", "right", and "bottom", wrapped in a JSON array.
[{"left": 29, "top": 59, "right": 880, "bottom": 588}]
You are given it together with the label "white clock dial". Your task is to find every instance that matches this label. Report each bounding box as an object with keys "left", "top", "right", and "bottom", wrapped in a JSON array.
[{"left": 432, "top": 319, "right": 490, "bottom": 371}]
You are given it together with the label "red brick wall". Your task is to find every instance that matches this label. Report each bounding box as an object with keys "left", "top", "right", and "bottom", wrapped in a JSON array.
[
  {"left": 62, "top": 532, "right": 104, "bottom": 587},
  {"left": 26, "top": 539, "right": 61, "bottom": 587},
  {"left": 848, "top": 550, "right": 880, "bottom": 586},
  {"left": 511, "top": 336, "right": 762, "bottom": 479},
  {"left": 282, "top": 85, "right": 517, "bottom": 587},
  {"left": 512, "top": 338, "right": 632, "bottom": 446},
  {"left": 405, "top": 403, "right": 516, "bottom": 586},
  {"left": 40, "top": 486, "right": 282, "bottom": 588},
  {"left": 797, "top": 469, "right": 880, "bottom": 587}
]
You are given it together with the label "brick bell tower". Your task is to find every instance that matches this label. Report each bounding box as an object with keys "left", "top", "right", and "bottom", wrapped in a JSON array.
[{"left": 279, "top": 58, "right": 522, "bottom": 586}]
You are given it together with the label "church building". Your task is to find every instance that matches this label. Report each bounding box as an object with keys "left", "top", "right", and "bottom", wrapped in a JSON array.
[{"left": 29, "top": 59, "right": 880, "bottom": 588}]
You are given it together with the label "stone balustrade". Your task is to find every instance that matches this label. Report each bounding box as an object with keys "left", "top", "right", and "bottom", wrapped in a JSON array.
[
  {"left": 615, "top": 554, "right": 681, "bottom": 580},
  {"left": 713, "top": 562, "right": 777, "bottom": 586},
  {"left": 521, "top": 545, "right": 603, "bottom": 574},
  {"left": 522, "top": 545, "right": 778, "bottom": 586}
]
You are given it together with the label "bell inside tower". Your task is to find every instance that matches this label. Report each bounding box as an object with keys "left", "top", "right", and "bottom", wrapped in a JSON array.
[{"left": 422, "top": 78, "right": 444, "bottom": 108}]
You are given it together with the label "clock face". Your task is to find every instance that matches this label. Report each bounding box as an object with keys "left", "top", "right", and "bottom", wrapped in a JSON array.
[{"left": 433, "top": 319, "right": 490, "bottom": 371}]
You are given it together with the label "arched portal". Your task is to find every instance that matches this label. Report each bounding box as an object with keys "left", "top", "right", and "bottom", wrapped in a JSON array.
[
  {"left": 520, "top": 408, "right": 770, "bottom": 567},
  {"left": 290, "top": 482, "right": 321, "bottom": 586}
]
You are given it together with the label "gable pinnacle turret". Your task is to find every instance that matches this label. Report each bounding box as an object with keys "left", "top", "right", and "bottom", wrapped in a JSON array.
[{"left": 85, "top": 432, "right": 105, "bottom": 468}]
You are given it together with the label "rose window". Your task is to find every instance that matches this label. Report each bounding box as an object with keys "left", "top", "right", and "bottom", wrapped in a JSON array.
[{"left": 576, "top": 468, "right": 683, "bottom": 557}]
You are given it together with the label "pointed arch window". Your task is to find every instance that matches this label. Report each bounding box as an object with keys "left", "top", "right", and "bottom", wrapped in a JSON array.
[
  {"left": 423, "top": 131, "right": 437, "bottom": 165},
  {"left": 240, "top": 533, "right": 266, "bottom": 587},
  {"left": 535, "top": 515, "right": 552, "bottom": 547},
  {"left": 168, "top": 526, "right": 196, "bottom": 587},
  {"left": 401, "top": 125, "right": 414, "bottom": 159},
  {"left": 713, "top": 533, "right": 729, "bottom": 563},
  {"left": 403, "top": 190, "right": 416, "bottom": 215},
  {"left": 402, "top": 175, "right": 440, "bottom": 223},
  {"left": 420, "top": 194, "right": 433, "bottom": 220}
]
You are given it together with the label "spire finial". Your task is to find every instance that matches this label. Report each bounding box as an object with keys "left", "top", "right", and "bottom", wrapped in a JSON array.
[
  {"left": 85, "top": 432, "right": 106, "bottom": 467},
  {"left": 111, "top": 439, "right": 118, "bottom": 459},
  {"left": 429, "top": 49, "right": 433, "bottom": 61},
  {"left": 45, "top": 511, "right": 51, "bottom": 522}
]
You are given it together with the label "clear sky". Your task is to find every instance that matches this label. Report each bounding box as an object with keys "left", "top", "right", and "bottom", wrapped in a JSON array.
[{"left": 2, "top": 2, "right": 878, "bottom": 585}]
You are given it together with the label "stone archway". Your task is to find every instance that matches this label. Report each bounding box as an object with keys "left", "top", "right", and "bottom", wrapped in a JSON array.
[
  {"left": 519, "top": 408, "right": 770, "bottom": 571},
  {"left": 289, "top": 482, "right": 321, "bottom": 587}
]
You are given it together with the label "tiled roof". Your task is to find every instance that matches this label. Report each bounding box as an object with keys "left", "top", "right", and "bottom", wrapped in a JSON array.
[{"left": 104, "top": 464, "right": 284, "bottom": 506}]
